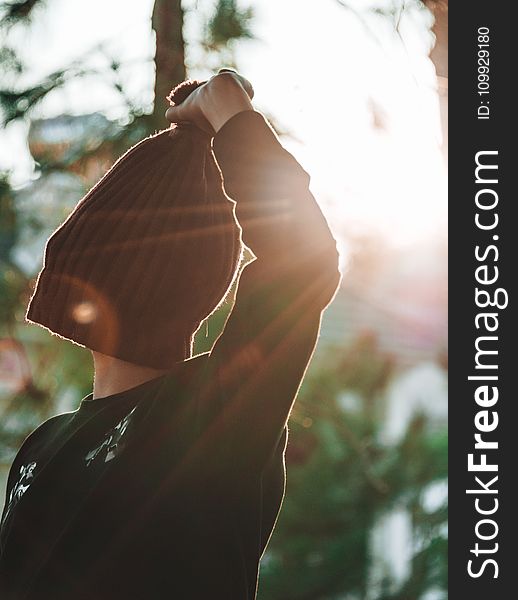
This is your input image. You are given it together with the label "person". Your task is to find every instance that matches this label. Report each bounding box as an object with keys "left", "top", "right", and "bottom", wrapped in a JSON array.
[{"left": 0, "top": 70, "right": 340, "bottom": 599}]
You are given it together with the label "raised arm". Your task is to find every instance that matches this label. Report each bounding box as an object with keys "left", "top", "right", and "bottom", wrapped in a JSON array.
[{"left": 166, "top": 72, "right": 341, "bottom": 470}]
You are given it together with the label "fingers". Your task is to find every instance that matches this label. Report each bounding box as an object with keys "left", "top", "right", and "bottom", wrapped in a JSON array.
[
  {"left": 164, "top": 69, "right": 255, "bottom": 124},
  {"left": 241, "top": 77, "right": 254, "bottom": 100},
  {"left": 165, "top": 103, "right": 187, "bottom": 124},
  {"left": 217, "top": 68, "right": 254, "bottom": 100},
  {"left": 165, "top": 106, "right": 179, "bottom": 123}
]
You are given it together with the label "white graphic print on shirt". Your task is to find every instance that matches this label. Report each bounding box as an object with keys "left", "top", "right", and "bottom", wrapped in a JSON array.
[
  {"left": 2, "top": 462, "right": 37, "bottom": 524},
  {"left": 84, "top": 407, "right": 137, "bottom": 467}
]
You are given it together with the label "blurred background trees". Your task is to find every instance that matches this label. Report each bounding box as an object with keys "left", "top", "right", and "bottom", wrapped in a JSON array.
[{"left": 0, "top": 1, "right": 447, "bottom": 598}]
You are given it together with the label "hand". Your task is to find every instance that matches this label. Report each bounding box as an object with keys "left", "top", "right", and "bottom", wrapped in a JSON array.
[{"left": 165, "top": 69, "right": 254, "bottom": 135}]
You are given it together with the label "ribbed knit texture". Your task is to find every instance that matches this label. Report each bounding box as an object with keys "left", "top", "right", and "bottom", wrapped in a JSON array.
[{"left": 26, "top": 123, "right": 242, "bottom": 368}]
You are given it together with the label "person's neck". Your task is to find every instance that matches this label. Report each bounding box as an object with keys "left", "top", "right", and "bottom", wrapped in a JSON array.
[{"left": 91, "top": 351, "right": 170, "bottom": 400}]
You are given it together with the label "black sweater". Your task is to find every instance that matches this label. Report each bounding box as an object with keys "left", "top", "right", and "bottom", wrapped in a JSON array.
[{"left": 0, "top": 111, "right": 340, "bottom": 599}]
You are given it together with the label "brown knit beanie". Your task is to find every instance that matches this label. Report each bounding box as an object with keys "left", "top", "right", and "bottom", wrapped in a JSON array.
[{"left": 26, "top": 80, "right": 242, "bottom": 368}]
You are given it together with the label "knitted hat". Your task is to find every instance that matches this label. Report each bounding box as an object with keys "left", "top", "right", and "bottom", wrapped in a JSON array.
[{"left": 26, "top": 80, "right": 242, "bottom": 368}]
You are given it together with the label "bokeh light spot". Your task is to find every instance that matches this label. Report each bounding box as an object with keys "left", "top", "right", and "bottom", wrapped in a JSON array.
[{"left": 72, "top": 301, "right": 98, "bottom": 324}]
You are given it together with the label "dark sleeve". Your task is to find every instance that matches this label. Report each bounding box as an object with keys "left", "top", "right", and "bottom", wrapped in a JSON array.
[
  {"left": 200, "top": 110, "right": 341, "bottom": 471},
  {"left": 1, "top": 432, "right": 37, "bottom": 542},
  {"left": 1, "top": 455, "right": 22, "bottom": 528}
]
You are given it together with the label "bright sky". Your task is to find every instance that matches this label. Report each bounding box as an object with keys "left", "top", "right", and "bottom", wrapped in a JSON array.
[{"left": 0, "top": 0, "right": 446, "bottom": 248}]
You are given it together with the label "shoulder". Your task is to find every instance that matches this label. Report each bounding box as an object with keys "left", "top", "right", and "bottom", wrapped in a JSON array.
[
  {"left": 12, "top": 412, "right": 73, "bottom": 467},
  {"left": 2, "top": 412, "right": 72, "bottom": 509}
]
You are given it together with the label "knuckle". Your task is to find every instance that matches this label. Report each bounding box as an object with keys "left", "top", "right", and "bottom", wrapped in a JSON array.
[{"left": 215, "top": 71, "right": 240, "bottom": 87}]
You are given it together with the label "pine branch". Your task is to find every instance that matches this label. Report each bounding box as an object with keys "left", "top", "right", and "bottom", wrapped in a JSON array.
[
  {"left": 0, "top": 0, "right": 44, "bottom": 27},
  {"left": 204, "top": 0, "right": 254, "bottom": 50}
]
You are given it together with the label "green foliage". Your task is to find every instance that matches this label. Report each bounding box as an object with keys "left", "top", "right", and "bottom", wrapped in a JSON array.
[
  {"left": 0, "top": 0, "right": 44, "bottom": 27},
  {"left": 0, "top": 174, "right": 26, "bottom": 326},
  {"left": 0, "top": 68, "right": 68, "bottom": 124},
  {"left": 0, "top": 46, "right": 23, "bottom": 74},
  {"left": 257, "top": 338, "right": 447, "bottom": 600},
  {"left": 205, "top": 0, "right": 254, "bottom": 48},
  {"left": 0, "top": 173, "right": 17, "bottom": 262}
]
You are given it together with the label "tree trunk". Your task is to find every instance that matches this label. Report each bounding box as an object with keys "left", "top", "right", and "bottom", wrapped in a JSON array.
[{"left": 151, "top": 0, "right": 186, "bottom": 129}]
